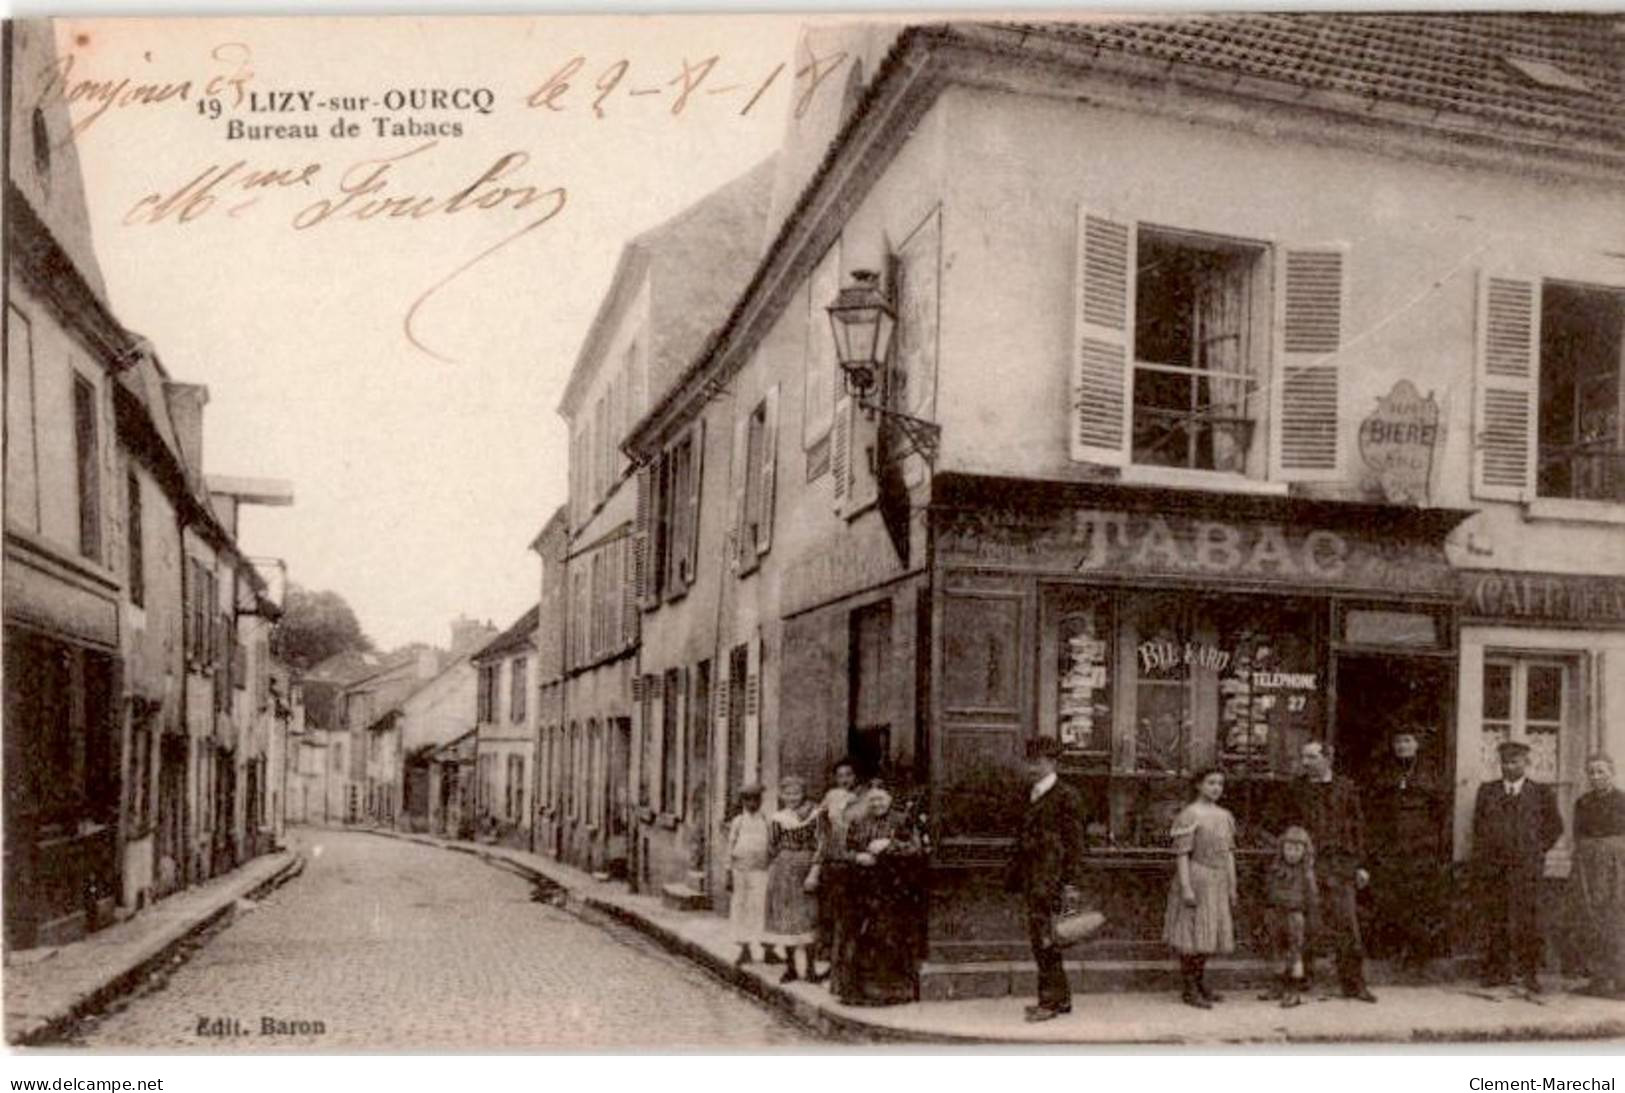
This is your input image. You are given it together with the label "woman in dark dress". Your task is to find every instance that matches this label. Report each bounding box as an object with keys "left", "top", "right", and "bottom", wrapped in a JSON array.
[
  {"left": 1572, "top": 753, "right": 1625, "bottom": 999},
  {"left": 833, "top": 785, "right": 926, "bottom": 1006}
]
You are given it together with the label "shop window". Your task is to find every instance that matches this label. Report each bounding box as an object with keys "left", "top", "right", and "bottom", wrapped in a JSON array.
[
  {"left": 1036, "top": 589, "right": 1321, "bottom": 850},
  {"left": 1132, "top": 229, "right": 1266, "bottom": 473},
  {"left": 1055, "top": 601, "right": 1112, "bottom": 760},
  {"left": 1481, "top": 658, "right": 1568, "bottom": 785},
  {"left": 1538, "top": 281, "right": 1623, "bottom": 502}
]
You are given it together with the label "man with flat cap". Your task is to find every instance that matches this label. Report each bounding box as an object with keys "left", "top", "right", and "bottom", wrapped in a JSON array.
[{"left": 1472, "top": 739, "right": 1564, "bottom": 991}]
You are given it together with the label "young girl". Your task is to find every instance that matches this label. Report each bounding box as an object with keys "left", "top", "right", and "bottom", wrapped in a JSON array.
[
  {"left": 764, "top": 775, "right": 820, "bottom": 983},
  {"left": 1163, "top": 767, "right": 1237, "bottom": 1009},
  {"left": 1259, "top": 826, "right": 1319, "bottom": 1008},
  {"left": 727, "top": 784, "right": 771, "bottom": 967}
]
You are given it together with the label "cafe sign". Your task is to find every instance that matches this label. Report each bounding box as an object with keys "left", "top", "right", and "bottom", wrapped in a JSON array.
[
  {"left": 1461, "top": 570, "right": 1625, "bottom": 628},
  {"left": 1358, "top": 380, "right": 1442, "bottom": 507}
]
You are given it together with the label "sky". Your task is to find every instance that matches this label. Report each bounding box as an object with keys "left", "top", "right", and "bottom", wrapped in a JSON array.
[{"left": 43, "top": 13, "right": 805, "bottom": 650}]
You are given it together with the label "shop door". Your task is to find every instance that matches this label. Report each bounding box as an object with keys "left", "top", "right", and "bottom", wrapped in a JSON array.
[
  {"left": 608, "top": 718, "right": 631, "bottom": 863},
  {"left": 1332, "top": 654, "right": 1453, "bottom": 832}
]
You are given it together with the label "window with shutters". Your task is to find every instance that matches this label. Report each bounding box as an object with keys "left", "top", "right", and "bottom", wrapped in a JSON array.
[
  {"left": 1132, "top": 228, "right": 1267, "bottom": 474},
  {"left": 1538, "top": 282, "right": 1623, "bottom": 503},
  {"left": 1073, "top": 211, "right": 1343, "bottom": 482}
]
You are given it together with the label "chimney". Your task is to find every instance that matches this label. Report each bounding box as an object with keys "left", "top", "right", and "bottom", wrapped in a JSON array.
[{"left": 163, "top": 382, "right": 209, "bottom": 482}]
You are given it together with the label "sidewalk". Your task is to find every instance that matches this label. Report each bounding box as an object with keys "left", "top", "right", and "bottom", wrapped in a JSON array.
[
  {"left": 366, "top": 827, "right": 1625, "bottom": 1045},
  {"left": 5, "top": 848, "right": 304, "bottom": 1046}
]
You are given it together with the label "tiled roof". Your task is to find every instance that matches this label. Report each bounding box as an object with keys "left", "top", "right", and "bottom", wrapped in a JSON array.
[
  {"left": 473, "top": 604, "right": 539, "bottom": 661},
  {"left": 1007, "top": 14, "right": 1624, "bottom": 150}
]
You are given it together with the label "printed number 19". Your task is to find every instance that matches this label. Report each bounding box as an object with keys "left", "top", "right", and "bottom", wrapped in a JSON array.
[{"left": 198, "top": 98, "right": 223, "bottom": 120}]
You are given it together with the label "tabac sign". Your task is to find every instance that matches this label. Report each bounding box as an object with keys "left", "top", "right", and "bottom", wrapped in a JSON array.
[
  {"left": 1358, "top": 380, "right": 1443, "bottom": 507},
  {"left": 938, "top": 507, "right": 1454, "bottom": 595}
]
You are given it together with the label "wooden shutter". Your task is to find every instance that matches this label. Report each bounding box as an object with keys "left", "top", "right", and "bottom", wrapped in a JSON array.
[
  {"left": 714, "top": 650, "right": 731, "bottom": 793},
  {"left": 730, "top": 412, "right": 750, "bottom": 570},
  {"left": 183, "top": 557, "right": 197, "bottom": 662},
  {"left": 1071, "top": 208, "right": 1134, "bottom": 466},
  {"left": 632, "top": 465, "right": 652, "bottom": 608},
  {"left": 757, "top": 386, "right": 779, "bottom": 556},
  {"left": 1472, "top": 271, "right": 1540, "bottom": 501},
  {"left": 683, "top": 420, "right": 704, "bottom": 589},
  {"left": 674, "top": 666, "right": 689, "bottom": 814},
  {"left": 650, "top": 681, "right": 666, "bottom": 813},
  {"left": 832, "top": 395, "right": 853, "bottom": 514},
  {"left": 1272, "top": 244, "right": 1348, "bottom": 481},
  {"left": 744, "top": 634, "right": 761, "bottom": 783},
  {"left": 620, "top": 535, "right": 639, "bottom": 647}
]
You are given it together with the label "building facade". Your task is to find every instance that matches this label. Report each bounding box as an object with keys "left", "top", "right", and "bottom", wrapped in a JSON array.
[
  {"left": 4, "top": 17, "right": 291, "bottom": 951},
  {"left": 618, "top": 15, "right": 1625, "bottom": 987},
  {"left": 472, "top": 607, "right": 538, "bottom": 848}
]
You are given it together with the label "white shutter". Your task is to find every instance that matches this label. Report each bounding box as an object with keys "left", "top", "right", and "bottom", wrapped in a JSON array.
[
  {"left": 1071, "top": 208, "right": 1135, "bottom": 466},
  {"left": 831, "top": 395, "right": 852, "bottom": 514},
  {"left": 744, "top": 634, "right": 762, "bottom": 784},
  {"left": 757, "top": 385, "right": 779, "bottom": 556},
  {"left": 714, "top": 651, "right": 731, "bottom": 797},
  {"left": 1272, "top": 244, "right": 1348, "bottom": 481},
  {"left": 1472, "top": 272, "right": 1540, "bottom": 502}
]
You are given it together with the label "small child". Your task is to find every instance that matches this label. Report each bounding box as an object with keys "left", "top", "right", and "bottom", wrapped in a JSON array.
[
  {"left": 727, "top": 784, "right": 771, "bottom": 967},
  {"left": 1259, "top": 826, "right": 1319, "bottom": 1008}
]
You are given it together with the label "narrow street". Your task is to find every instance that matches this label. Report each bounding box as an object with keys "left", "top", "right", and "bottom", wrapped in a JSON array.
[{"left": 69, "top": 831, "right": 817, "bottom": 1049}]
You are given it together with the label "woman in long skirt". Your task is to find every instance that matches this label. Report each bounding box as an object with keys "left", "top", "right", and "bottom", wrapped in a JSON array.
[
  {"left": 835, "top": 786, "right": 926, "bottom": 1006},
  {"left": 728, "top": 784, "right": 771, "bottom": 966},
  {"left": 1572, "top": 754, "right": 1625, "bottom": 998},
  {"left": 1164, "top": 767, "right": 1237, "bottom": 1008},
  {"left": 765, "top": 775, "right": 820, "bottom": 983}
]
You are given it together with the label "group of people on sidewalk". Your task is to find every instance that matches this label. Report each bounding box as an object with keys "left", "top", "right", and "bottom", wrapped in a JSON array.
[
  {"left": 1012, "top": 733, "right": 1625, "bottom": 1023},
  {"left": 717, "top": 728, "right": 1625, "bottom": 1024},
  {"left": 725, "top": 760, "right": 929, "bottom": 1006}
]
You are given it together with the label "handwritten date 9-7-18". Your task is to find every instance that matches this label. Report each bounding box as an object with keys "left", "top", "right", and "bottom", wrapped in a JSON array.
[{"left": 525, "top": 49, "right": 849, "bottom": 120}]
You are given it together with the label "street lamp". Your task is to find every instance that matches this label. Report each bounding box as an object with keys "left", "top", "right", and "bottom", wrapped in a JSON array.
[{"left": 826, "top": 269, "right": 941, "bottom": 464}]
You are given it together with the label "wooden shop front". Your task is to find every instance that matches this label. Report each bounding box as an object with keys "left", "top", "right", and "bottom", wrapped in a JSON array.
[{"left": 925, "top": 477, "right": 1468, "bottom": 967}]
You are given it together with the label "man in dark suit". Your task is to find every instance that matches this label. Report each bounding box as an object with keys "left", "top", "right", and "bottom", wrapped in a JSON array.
[
  {"left": 1274, "top": 740, "right": 1378, "bottom": 1002},
  {"left": 1472, "top": 739, "right": 1564, "bottom": 992},
  {"left": 1006, "top": 737, "right": 1084, "bottom": 1022}
]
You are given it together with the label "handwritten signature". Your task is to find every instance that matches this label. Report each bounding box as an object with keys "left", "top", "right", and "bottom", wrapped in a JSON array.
[{"left": 123, "top": 141, "right": 568, "bottom": 363}]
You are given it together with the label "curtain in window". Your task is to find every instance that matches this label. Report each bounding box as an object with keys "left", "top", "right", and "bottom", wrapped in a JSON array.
[{"left": 1196, "top": 258, "right": 1250, "bottom": 473}]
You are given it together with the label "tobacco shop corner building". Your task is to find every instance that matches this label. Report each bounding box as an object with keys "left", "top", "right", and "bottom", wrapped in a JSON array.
[{"left": 628, "top": 15, "right": 1625, "bottom": 989}]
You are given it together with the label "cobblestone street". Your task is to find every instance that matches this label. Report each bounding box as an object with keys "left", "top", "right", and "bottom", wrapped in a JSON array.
[{"left": 70, "top": 830, "right": 816, "bottom": 1049}]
